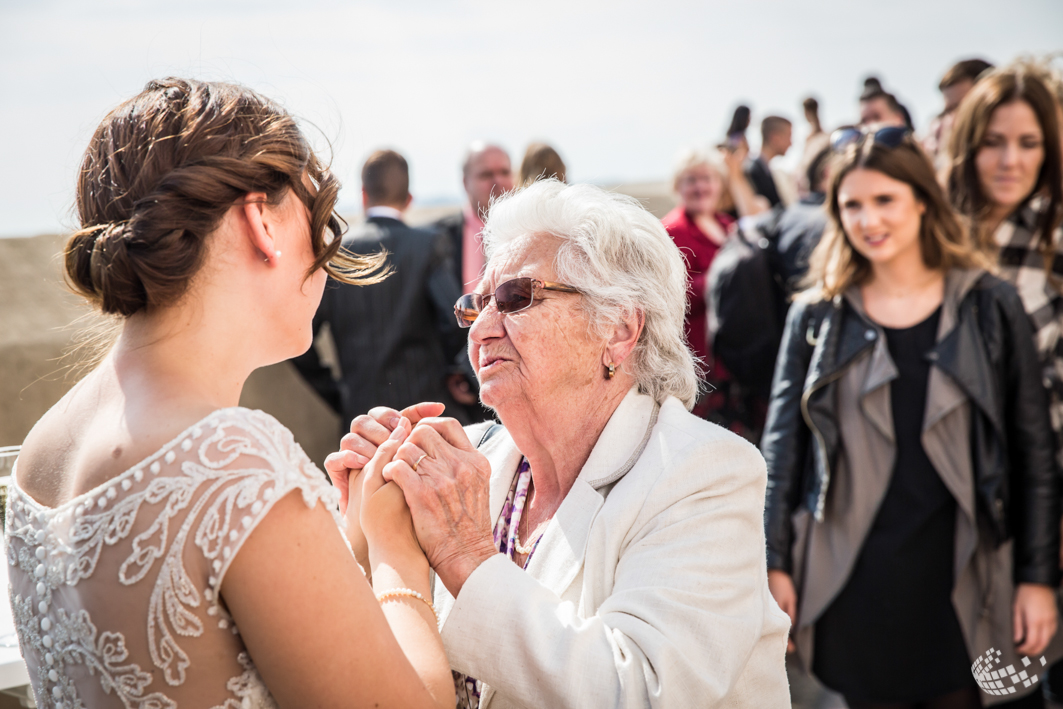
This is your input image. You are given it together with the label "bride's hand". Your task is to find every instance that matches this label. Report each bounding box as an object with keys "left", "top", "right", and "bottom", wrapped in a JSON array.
[
  {"left": 324, "top": 403, "right": 445, "bottom": 569},
  {"left": 324, "top": 402, "right": 446, "bottom": 514},
  {"left": 360, "top": 417, "right": 427, "bottom": 572}
]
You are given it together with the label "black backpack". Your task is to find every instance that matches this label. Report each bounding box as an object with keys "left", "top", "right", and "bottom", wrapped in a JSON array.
[{"left": 706, "top": 210, "right": 789, "bottom": 398}]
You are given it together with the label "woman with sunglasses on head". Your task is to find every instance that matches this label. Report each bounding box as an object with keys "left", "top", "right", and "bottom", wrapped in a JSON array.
[
  {"left": 7, "top": 78, "right": 455, "bottom": 708},
  {"left": 763, "top": 127, "right": 1060, "bottom": 708},
  {"left": 326, "top": 179, "right": 791, "bottom": 708}
]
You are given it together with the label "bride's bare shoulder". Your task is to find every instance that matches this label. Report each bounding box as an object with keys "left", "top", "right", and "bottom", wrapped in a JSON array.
[{"left": 16, "top": 370, "right": 220, "bottom": 508}]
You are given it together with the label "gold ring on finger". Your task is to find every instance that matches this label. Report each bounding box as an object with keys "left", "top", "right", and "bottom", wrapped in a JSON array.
[{"left": 412, "top": 453, "right": 429, "bottom": 472}]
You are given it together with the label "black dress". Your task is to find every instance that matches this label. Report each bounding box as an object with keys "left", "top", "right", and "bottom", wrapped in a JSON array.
[{"left": 813, "top": 307, "right": 976, "bottom": 702}]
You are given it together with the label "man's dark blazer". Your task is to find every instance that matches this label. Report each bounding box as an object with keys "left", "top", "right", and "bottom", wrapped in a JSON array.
[
  {"left": 427, "top": 209, "right": 492, "bottom": 422},
  {"left": 293, "top": 216, "right": 473, "bottom": 427},
  {"left": 743, "top": 157, "right": 782, "bottom": 208},
  {"left": 431, "top": 211, "right": 466, "bottom": 287}
]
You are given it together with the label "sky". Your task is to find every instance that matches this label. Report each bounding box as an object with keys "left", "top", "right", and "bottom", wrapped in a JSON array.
[{"left": 1, "top": 0, "right": 1061, "bottom": 237}]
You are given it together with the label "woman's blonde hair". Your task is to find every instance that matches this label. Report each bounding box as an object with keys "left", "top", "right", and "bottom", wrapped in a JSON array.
[
  {"left": 799, "top": 134, "right": 984, "bottom": 302},
  {"left": 671, "top": 147, "right": 728, "bottom": 194}
]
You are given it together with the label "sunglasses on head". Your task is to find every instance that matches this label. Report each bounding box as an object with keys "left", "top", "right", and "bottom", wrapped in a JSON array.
[
  {"left": 830, "top": 125, "right": 911, "bottom": 153},
  {"left": 454, "top": 277, "right": 580, "bottom": 328}
]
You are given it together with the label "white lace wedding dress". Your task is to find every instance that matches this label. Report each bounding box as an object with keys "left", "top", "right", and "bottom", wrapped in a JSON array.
[{"left": 5, "top": 407, "right": 348, "bottom": 709}]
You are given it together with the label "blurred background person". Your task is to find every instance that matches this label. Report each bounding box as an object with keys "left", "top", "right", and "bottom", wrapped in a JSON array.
[
  {"left": 859, "top": 76, "right": 914, "bottom": 129},
  {"left": 924, "top": 58, "right": 994, "bottom": 174},
  {"left": 663, "top": 148, "right": 759, "bottom": 437},
  {"left": 764, "top": 127, "right": 1059, "bottom": 709},
  {"left": 517, "top": 142, "right": 567, "bottom": 187},
  {"left": 432, "top": 142, "right": 515, "bottom": 418},
  {"left": 706, "top": 146, "right": 831, "bottom": 442},
  {"left": 797, "top": 97, "right": 830, "bottom": 198},
  {"left": 718, "top": 105, "right": 754, "bottom": 217},
  {"left": 744, "top": 115, "right": 793, "bottom": 208},
  {"left": 947, "top": 75, "right": 1063, "bottom": 692},
  {"left": 726, "top": 104, "right": 752, "bottom": 152},
  {"left": 294, "top": 149, "right": 473, "bottom": 426},
  {"left": 432, "top": 142, "right": 515, "bottom": 295}
]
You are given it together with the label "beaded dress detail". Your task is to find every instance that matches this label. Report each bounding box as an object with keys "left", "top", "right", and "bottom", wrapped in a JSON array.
[{"left": 5, "top": 408, "right": 347, "bottom": 709}]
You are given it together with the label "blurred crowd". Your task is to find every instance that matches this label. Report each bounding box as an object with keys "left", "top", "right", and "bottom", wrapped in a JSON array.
[{"left": 294, "top": 53, "right": 1063, "bottom": 708}]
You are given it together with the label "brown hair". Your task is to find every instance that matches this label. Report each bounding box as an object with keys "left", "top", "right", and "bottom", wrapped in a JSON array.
[
  {"left": 947, "top": 64, "right": 1063, "bottom": 255},
  {"left": 66, "top": 77, "right": 385, "bottom": 317},
  {"left": 760, "top": 116, "right": 791, "bottom": 143},
  {"left": 939, "top": 58, "right": 993, "bottom": 90},
  {"left": 800, "top": 134, "right": 983, "bottom": 302},
  {"left": 361, "top": 149, "right": 410, "bottom": 207},
  {"left": 518, "top": 143, "right": 567, "bottom": 187}
]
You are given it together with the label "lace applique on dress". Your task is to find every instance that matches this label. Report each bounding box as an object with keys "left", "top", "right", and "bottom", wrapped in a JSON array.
[{"left": 6, "top": 408, "right": 345, "bottom": 709}]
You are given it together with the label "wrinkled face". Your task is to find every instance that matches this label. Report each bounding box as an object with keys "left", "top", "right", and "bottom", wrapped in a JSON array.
[
  {"left": 838, "top": 168, "right": 926, "bottom": 268},
  {"left": 676, "top": 164, "right": 723, "bottom": 216},
  {"left": 975, "top": 99, "right": 1045, "bottom": 214},
  {"left": 468, "top": 235, "right": 599, "bottom": 413},
  {"left": 860, "top": 96, "right": 906, "bottom": 128},
  {"left": 941, "top": 79, "right": 974, "bottom": 114},
  {"left": 464, "top": 148, "right": 514, "bottom": 218}
]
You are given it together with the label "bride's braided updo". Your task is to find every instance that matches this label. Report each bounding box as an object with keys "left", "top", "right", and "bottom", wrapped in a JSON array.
[{"left": 66, "top": 77, "right": 383, "bottom": 316}]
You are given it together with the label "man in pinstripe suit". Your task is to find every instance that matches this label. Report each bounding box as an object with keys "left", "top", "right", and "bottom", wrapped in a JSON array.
[{"left": 293, "top": 150, "right": 477, "bottom": 428}]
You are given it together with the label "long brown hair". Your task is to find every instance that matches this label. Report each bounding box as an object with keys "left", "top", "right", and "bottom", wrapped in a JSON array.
[
  {"left": 65, "top": 77, "right": 386, "bottom": 317},
  {"left": 801, "top": 134, "right": 983, "bottom": 302},
  {"left": 947, "top": 64, "right": 1063, "bottom": 254}
]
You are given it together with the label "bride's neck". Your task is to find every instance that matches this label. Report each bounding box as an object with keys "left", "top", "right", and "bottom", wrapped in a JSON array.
[{"left": 113, "top": 298, "right": 256, "bottom": 412}]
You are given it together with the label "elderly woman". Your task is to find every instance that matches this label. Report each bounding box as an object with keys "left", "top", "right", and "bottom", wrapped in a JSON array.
[{"left": 328, "top": 180, "right": 791, "bottom": 708}]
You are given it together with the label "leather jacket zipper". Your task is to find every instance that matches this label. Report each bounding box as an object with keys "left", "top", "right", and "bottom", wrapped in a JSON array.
[{"left": 800, "top": 367, "right": 849, "bottom": 522}]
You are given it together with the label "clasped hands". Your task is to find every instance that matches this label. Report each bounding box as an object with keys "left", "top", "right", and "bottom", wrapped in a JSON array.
[{"left": 324, "top": 403, "right": 498, "bottom": 596}]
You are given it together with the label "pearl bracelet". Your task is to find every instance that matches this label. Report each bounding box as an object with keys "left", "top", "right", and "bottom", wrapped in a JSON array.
[{"left": 376, "top": 588, "right": 439, "bottom": 626}]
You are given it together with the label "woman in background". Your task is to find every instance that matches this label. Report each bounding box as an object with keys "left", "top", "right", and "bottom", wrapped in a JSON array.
[
  {"left": 517, "top": 142, "right": 567, "bottom": 187},
  {"left": 764, "top": 127, "right": 1059, "bottom": 708},
  {"left": 949, "top": 61, "right": 1063, "bottom": 707},
  {"left": 662, "top": 149, "right": 759, "bottom": 433},
  {"left": 948, "top": 62, "right": 1063, "bottom": 469}
]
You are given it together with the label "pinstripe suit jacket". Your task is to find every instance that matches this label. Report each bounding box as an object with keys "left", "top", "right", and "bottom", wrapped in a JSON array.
[{"left": 293, "top": 216, "right": 472, "bottom": 426}]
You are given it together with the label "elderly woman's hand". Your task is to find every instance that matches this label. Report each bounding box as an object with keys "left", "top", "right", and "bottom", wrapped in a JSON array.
[
  {"left": 323, "top": 403, "right": 445, "bottom": 574},
  {"left": 324, "top": 402, "right": 447, "bottom": 514},
  {"left": 383, "top": 418, "right": 498, "bottom": 597}
]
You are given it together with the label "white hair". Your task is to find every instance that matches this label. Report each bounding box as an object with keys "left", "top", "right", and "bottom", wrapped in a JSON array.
[
  {"left": 672, "top": 146, "right": 728, "bottom": 192},
  {"left": 481, "top": 179, "right": 701, "bottom": 409}
]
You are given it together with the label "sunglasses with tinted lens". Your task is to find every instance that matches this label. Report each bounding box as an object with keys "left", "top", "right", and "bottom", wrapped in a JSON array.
[
  {"left": 454, "top": 277, "right": 580, "bottom": 328},
  {"left": 830, "top": 125, "right": 911, "bottom": 153}
]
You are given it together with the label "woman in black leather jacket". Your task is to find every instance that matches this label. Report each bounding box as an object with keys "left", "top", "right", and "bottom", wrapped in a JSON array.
[{"left": 762, "top": 128, "right": 1060, "bottom": 709}]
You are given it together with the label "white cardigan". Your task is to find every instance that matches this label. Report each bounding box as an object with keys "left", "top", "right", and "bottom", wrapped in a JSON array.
[{"left": 435, "top": 388, "right": 791, "bottom": 708}]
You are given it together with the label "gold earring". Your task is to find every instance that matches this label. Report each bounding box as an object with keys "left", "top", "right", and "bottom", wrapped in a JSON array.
[{"left": 606, "top": 363, "right": 616, "bottom": 379}]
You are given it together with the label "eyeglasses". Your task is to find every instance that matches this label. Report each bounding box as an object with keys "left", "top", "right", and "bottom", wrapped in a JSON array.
[
  {"left": 830, "top": 125, "right": 911, "bottom": 153},
  {"left": 454, "top": 277, "right": 580, "bottom": 328}
]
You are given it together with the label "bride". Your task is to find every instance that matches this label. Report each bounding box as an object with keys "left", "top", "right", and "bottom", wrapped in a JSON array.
[{"left": 6, "top": 77, "right": 454, "bottom": 709}]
